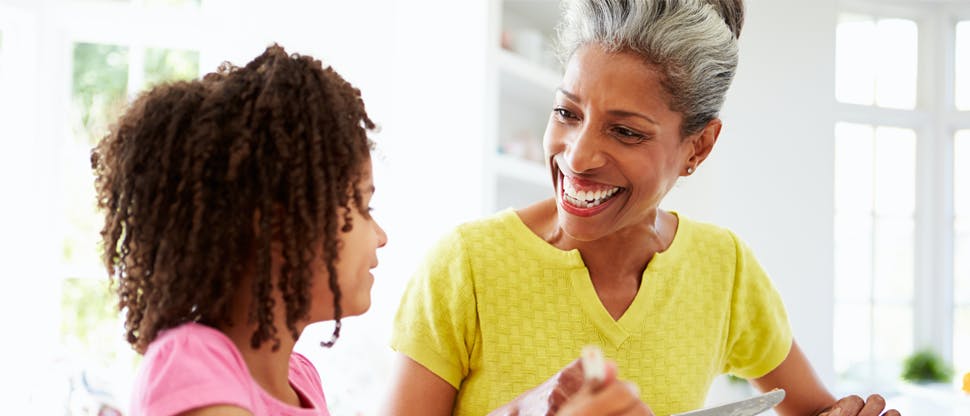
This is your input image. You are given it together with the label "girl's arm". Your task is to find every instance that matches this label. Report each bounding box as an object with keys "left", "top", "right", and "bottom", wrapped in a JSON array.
[
  {"left": 381, "top": 353, "right": 459, "bottom": 416},
  {"left": 751, "top": 339, "right": 900, "bottom": 416},
  {"left": 178, "top": 405, "right": 253, "bottom": 415}
]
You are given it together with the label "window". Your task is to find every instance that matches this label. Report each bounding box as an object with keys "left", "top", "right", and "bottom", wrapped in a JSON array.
[
  {"left": 9, "top": 2, "right": 400, "bottom": 414},
  {"left": 51, "top": 3, "right": 202, "bottom": 413},
  {"left": 835, "top": 15, "right": 918, "bottom": 109},
  {"left": 955, "top": 129, "right": 970, "bottom": 374},
  {"left": 834, "top": 7, "right": 970, "bottom": 386},
  {"left": 834, "top": 122, "right": 916, "bottom": 381},
  {"left": 62, "top": 39, "right": 200, "bottom": 388},
  {"left": 957, "top": 22, "right": 970, "bottom": 111}
]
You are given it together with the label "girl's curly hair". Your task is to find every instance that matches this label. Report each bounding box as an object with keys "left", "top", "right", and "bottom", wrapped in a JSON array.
[{"left": 92, "top": 44, "right": 375, "bottom": 354}]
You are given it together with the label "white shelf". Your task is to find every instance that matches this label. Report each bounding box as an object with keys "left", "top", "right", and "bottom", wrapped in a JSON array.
[
  {"left": 503, "top": 0, "right": 561, "bottom": 35},
  {"left": 494, "top": 153, "right": 549, "bottom": 187},
  {"left": 497, "top": 48, "right": 560, "bottom": 93},
  {"left": 488, "top": 0, "right": 562, "bottom": 212}
]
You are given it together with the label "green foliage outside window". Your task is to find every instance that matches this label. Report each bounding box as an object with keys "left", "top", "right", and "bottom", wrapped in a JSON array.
[
  {"left": 144, "top": 48, "right": 199, "bottom": 88},
  {"left": 63, "top": 43, "right": 129, "bottom": 279},
  {"left": 60, "top": 277, "right": 137, "bottom": 369},
  {"left": 60, "top": 42, "right": 201, "bottom": 391},
  {"left": 71, "top": 42, "right": 129, "bottom": 146}
]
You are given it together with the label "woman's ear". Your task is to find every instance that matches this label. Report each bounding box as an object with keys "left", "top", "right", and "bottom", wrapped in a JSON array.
[{"left": 683, "top": 118, "right": 721, "bottom": 175}]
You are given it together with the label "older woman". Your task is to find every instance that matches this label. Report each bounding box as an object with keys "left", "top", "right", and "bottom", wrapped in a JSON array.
[{"left": 383, "top": 1, "right": 900, "bottom": 415}]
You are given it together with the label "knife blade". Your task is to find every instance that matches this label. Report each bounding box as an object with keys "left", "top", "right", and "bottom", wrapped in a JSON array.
[{"left": 671, "top": 389, "right": 786, "bottom": 416}]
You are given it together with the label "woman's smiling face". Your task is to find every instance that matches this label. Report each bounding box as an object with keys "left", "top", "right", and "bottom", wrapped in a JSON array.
[{"left": 544, "top": 44, "right": 707, "bottom": 242}]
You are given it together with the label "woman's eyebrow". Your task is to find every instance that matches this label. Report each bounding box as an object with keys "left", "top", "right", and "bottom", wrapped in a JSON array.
[{"left": 557, "top": 88, "right": 657, "bottom": 125}]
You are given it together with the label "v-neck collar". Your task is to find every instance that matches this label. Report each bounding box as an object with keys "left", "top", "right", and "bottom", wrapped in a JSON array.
[{"left": 502, "top": 209, "right": 689, "bottom": 348}]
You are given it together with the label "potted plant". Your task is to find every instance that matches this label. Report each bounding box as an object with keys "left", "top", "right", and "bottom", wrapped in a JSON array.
[{"left": 901, "top": 349, "right": 953, "bottom": 384}]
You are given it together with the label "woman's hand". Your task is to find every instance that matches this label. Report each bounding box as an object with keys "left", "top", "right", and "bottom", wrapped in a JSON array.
[
  {"left": 816, "top": 394, "right": 900, "bottom": 416},
  {"left": 489, "top": 357, "right": 652, "bottom": 416},
  {"left": 557, "top": 375, "right": 653, "bottom": 416}
]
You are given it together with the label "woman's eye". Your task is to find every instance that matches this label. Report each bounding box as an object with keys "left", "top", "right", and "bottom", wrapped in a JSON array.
[
  {"left": 553, "top": 107, "right": 577, "bottom": 120},
  {"left": 613, "top": 127, "right": 646, "bottom": 143}
]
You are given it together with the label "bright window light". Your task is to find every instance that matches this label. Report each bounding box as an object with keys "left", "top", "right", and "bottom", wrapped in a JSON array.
[
  {"left": 835, "top": 15, "right": 918, "bottom": 109},
  {"left": 835, "top": 122, "right": 875, "bottom": 214},
  {"left": 955, "top": 130, "right": 970, "bottom": 375},
  {"left": 875, "top": 19, "right": 918, "bottom": 109},
  {"left": 874, "top": 127, "right": 917, "bottom": 216},
  {"left": 833, "top": 122, "right": 916, "bottom": 381},
  {"left": 836, "top": 14, "right": 876, "bottom": 105},
  {"left": 957, "top": 22, "right": 970, "bottom": 110}
]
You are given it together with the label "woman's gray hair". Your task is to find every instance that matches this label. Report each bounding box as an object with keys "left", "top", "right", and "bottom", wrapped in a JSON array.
[{"left": 556, "top": 0, "right": 744, "bottom": 136}]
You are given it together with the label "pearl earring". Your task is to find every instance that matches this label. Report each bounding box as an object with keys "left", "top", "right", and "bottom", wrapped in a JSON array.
[{"left": 686, "top": 166, "right": 695, "bottom": 174}]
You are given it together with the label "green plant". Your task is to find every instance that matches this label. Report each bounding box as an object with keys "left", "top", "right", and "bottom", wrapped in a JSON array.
[{"left": 901, "top": 349, "right": 953, "bottom": 383}]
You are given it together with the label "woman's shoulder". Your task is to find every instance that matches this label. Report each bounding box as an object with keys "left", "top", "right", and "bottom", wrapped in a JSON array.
[
  {"left": 455, "top": 207, "right": 520, "bottom": 233},
  {"left": 673, "top": 212, "right": 742, "bottom": 248},
  {"left": 432, "top": 207, "right": 528, "bottom": 248},
  {"left": 456, "top": 199, "right": 555, "bottom": 237}
]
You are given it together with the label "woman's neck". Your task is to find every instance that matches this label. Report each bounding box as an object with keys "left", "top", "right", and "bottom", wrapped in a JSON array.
[{"left": 522, "top": 198, "right": 676, "bottom": 279}]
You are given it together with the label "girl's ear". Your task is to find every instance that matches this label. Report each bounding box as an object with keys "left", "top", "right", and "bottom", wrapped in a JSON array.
[{"left": 683, "top": 118, "right": 721, "bottom": 176}]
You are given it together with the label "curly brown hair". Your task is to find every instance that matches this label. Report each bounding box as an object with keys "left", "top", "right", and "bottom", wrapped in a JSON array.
[{"left": 92, "top": 44, "right": 376, "bottom": 354}]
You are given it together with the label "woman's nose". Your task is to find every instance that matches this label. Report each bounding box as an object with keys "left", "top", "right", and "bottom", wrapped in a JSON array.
[{"left": 563, "top": 127, "right": 606, "bottom": 173}]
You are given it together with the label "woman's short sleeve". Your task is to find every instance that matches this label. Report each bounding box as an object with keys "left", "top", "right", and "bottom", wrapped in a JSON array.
[
  {"left": 723, "top": 233, "right": 793, "bottom": 379},
  {"left": 390, "top": 228, "right": 479, "bottom": 389}
]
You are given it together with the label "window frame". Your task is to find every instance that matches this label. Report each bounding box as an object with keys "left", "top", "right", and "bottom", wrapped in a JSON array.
[
  {"left": 836, "top": 0, "right": 970, "bottom": 382},
  {"left": 49, "top": 2, "right": 214, "bottom": 281}
]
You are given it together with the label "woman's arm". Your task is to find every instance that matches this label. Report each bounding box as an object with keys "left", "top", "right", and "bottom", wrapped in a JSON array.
[
  {"left": 382, "top": 352, "right": 652, "bottom": 416},
  {"left": 750, "top": 340, "right": 834, "bottom": 415},
  {"left": 489, "top": 357, "right": 653, "bottom": 416},
  {"left": 751, "top": 339, "right": 900, "bottom": 416},
  {"left": 381, "top": 353, "right": 458, "bottom": 416}
]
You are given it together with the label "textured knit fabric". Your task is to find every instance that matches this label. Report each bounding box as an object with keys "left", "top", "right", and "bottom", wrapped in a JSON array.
[
  {"left": 130, "top": 322, "right": 330, "bottom": 416},
  {"left": 391, "top": 209, "right": 792, "bottom": 416}
]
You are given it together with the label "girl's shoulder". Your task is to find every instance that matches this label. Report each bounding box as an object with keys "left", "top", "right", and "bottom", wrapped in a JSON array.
[
  {"left": 132, "top": 323, "right": 254, "bottom": 415},
  {"left": 141, "top": 323, "right": 249, "bottom": 380},
  {"left": 146, "top": 322, "right": 239, "bottom": 358}
]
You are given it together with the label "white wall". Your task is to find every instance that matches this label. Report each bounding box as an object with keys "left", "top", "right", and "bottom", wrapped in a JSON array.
[{"left": 666, "top": 0, "right": 839, "bottom": 386}]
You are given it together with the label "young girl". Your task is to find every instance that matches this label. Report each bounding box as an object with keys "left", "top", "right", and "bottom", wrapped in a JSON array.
[
  {"left": 92, "top": 44, "right": 387, "bottom": 415},
  {"left": 95, "top": 43, "right": 643, "bottom": 416}
]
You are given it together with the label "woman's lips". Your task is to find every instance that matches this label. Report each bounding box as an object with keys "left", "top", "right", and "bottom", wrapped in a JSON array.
[{"left": 558, "top": 172, "right": 623, "bottom": 217}]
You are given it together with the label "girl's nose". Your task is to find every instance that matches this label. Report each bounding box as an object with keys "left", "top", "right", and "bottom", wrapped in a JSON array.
[{"left": 375, "top": 221, "right": 388, "bottom": 248}]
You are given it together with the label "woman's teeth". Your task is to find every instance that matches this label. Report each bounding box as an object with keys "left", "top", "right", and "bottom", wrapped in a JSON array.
[{"left": 563, "top": 181, "right": 620, "bottom": 208}]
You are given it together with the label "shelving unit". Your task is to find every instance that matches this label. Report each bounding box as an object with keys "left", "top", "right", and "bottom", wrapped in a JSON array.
[{"left": 485, "top": 0, "right": 563, "bottom": 213}]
